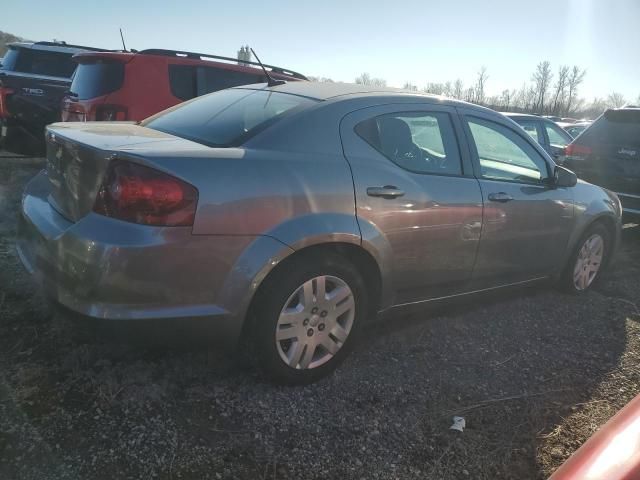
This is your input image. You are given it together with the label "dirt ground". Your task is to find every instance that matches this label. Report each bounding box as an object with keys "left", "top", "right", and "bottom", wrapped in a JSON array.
[{"left": 1, "top": 155, "right": 639, "bottom": 480}]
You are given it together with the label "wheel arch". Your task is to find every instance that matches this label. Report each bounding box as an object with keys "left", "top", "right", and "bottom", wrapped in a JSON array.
[
  {"left": 566, "top": 212, "right": 620, "bottom": 271},
  {"left": 241, "top": 241, "right": 384, "bottom": 341}
]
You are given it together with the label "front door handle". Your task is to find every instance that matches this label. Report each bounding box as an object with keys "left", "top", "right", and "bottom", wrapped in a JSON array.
[
  {"left": 367, "top": 186, "right": 405, "bottom": 199},
  {"left": 488, "top": 192, "right": 513, "bottom": 203}
]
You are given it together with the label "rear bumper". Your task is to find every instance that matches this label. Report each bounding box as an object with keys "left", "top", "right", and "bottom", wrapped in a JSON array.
[{"left": 16, "top": 171, "right": 276, "bottom": 348}]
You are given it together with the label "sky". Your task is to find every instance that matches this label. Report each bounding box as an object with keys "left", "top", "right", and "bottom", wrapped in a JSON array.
[{"left": 3, "top": 0, "right": 639, "bottom": 102}]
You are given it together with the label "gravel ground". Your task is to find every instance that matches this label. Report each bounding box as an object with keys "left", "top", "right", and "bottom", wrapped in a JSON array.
[{"left": 1, "top": 156, "right": 639, "bottom": 480}]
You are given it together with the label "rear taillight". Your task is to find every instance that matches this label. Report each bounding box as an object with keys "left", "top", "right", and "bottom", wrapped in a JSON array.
[
  {"left": 0, "top": 86, "right": 14, "bottom": 118},
  {"left": 95, "top": 104, "right": 128, "bottom": 121},
  {"left": 93, "top": 161, "right": 198, "bottom": 226},
  {"left": 564, "top": 143, "right": 592, "bottom": 159}
]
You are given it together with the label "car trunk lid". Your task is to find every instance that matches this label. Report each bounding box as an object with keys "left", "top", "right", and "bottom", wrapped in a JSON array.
[{"left": 45, "top": 122, "right": 210, "bottom": 222}]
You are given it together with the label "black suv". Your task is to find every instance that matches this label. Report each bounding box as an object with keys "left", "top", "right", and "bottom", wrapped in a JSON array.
[
  {"left": 0, "top": 41, "right": 105, "bottom": 153},
  {"left": 564, "top": 107, "right": 640, "bottom": 219}
]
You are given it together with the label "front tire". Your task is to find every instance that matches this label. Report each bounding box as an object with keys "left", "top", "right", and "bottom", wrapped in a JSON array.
[
  {"left": 561, "top": 224, "right": 611, "bottom": 293},
  {"left": 249, "top": 254, "right": 368, "bottom": 385}
]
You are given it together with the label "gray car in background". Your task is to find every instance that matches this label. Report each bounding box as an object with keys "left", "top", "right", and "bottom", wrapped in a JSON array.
[
  {"left": 17, "top": 82, "right": 622, "bottom": 384},
  {"left": 503, "top": 112, "right": 574, "bottom": 163}
]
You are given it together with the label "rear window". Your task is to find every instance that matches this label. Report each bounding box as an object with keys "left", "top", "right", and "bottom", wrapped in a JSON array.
[
  {"left": 7, "top": 47, "right": 76, "bottom": 77},
  {"left": 70, "top": 60, "right": 125, "bottom": 100},
  {"left": 168, "top": 65, "right": 265, "bottom": 101},
  {"left": 580, "top": 110, "right": 640, "bottom": 147},
  {"left": 0, "top": 48, "right": 19, "bottom": 70},
  {"left": 144, "top": 88, "right": 316, "bottom": 147}
]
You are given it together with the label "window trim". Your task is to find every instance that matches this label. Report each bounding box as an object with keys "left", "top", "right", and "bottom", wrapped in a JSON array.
[
  {"left": 542, "top": 120, "right": 573, "bottom": 149},
  {"left": 352, "top": 110, "right": 467, "bottom": 178},
  {"left": 513, "top": 117, "right": 544, "bottom": 146},
  {"left": 463, "top": 114, "right": 554, "bottom": 186}
]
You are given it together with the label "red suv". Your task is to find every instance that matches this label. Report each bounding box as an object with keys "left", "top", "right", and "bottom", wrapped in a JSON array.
[{"left": 61, "top": 49, "right": 306, "bottom": 122}]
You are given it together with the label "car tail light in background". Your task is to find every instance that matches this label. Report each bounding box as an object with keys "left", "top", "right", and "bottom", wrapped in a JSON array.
[
  {"left": 564, "top": 143, "right": 592, "bottom": 160},
  {"left": 94, "top": 161, "right": 198, "bottom": 226},
  {"left": 0, "top": 86, "right": 14, "bottom": 118},
  {"left": 95, "top": 104, "right": 128, "bottom": 121}
]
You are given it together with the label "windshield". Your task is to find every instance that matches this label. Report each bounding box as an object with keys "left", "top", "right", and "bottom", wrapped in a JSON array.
[
  {"left": 70, "top": 60, "right": 124, "bottom": 99},
  {"left": 144, "top": 88, "right": 317, "bottom": 147}
]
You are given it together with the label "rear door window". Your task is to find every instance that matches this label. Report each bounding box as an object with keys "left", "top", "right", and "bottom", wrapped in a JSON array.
[
  {"left": 196, "top": 67, "right": 263, "bottom": 96},
  {"left": 169, "top": 64, "right": 265, "bottom": 100},
  {"left": 12, "top": 48, "right": 76, "bottom": 77},
  {"left": 544, "top": 122, "right": 572, "bottom": 149},
  {"left": 355, "top": 111, "right": 462, "bottom": 175},
  {"left": 169, "top": 65, "right": 197, "bottom": 100},
  {"left": 70, "top": 60, "right": 124, "bottom": 99},
  {"left": 514, "top": 118, "right": 542, "bottom": 144}
]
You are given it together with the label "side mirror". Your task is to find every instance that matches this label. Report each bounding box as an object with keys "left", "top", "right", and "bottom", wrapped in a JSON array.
[{"left": 553, "top": 165, "right": 577, "bottom": 188}]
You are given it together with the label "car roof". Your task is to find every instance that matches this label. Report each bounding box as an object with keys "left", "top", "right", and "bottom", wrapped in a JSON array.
[
  {"left": 8, "top": 41, "right": 106, "bottom": 54},
  {"left": 235, "top": 81, "right": 479, "bottom": 108}
]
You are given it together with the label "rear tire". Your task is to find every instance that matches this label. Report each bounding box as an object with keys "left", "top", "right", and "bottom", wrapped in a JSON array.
[
  {"left": 560, "top": 223, "right": 611, "bottom": 293},
  {"left": 248, "top": 253, "right": 368, "bottom": 385}
]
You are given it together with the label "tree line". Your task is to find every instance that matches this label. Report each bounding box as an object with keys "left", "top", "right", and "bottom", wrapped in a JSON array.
[{"left": 311, "top": 62, "right": 639, "bottom": 120}]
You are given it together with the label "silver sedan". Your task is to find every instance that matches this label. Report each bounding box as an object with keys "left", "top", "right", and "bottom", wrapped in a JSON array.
[{"left": 17, "top": 82, "right": 622, "bottom": 384}]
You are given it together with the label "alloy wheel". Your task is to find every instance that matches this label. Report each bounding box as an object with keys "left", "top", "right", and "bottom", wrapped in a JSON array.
[
  {"left": 275, "top": 275, "right": 355, "bottom": 370},
  {"left": 573, "top": 233, "right": 604, "bottom": 291}
]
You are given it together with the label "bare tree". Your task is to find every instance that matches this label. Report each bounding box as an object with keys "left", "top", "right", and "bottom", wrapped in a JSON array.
[
  {"left": 532, "top": 61, "right": 553, "bottom": 113},
  {"left": 424, "top": 82, "right": 444, "bottom": 95},
  {"left": 464, "top": 87, "right": 475, "bottom": 103},
  {"left": 581, "top": 97, "right": 607, "bottom": 118},
  {"left": 307, "top": 76, "right": 335, "bottom": 83},
  {"left": 500, "top": 89, "right": 512, "bottom": 110},
  {"left": 453, "top": 79, "right": 464, "bottom": 100},
  {"left": 355, "top": 73, "right": 386, "bottom": 87},
  {"left": 606, "top": 92, "right": 626, "bottom": 108},
  {"left": 565, "top": 66, "right": 586, "bottom": 115},
  {"left": 403, "top": 82, "right": 418, "bottom": 92},
  {"left": 525, "top": 85, "right": 538, "bottom": 112},
  {"left": 486, "top": 95, "right": 500, "bottom": 108},
  {"left": 513, "top": 83, "right": 529, "bottom": 110},
  {"left": 443, "top": 81, "right": 452, "bottom": 98},
  {"left": 551, "top": 65, "right": 570, "bottom": 115},
  {"left": 474, "top": 66, "right": 488, "bottom": 105}
]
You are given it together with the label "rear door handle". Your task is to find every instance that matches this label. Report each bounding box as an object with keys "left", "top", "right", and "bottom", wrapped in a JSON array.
[
  {"left": 488, "top": 192, "right": 513, "bottom": 203},
  {"left": 366, "top": 186, "right": 405, "bottom": 199}
]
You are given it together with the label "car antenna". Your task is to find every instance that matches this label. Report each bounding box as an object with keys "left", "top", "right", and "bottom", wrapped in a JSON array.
[
  {"left": 249, "top": 48, "right": 285, "bottom": 87},
  {"left": 119, "top": 28, "right": 128, "bottom": 52}
]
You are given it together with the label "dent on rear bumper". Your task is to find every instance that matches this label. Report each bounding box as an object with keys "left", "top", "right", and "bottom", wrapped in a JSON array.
[{"left": 17, "top": 172, "right": 292, "bottom": 346}]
